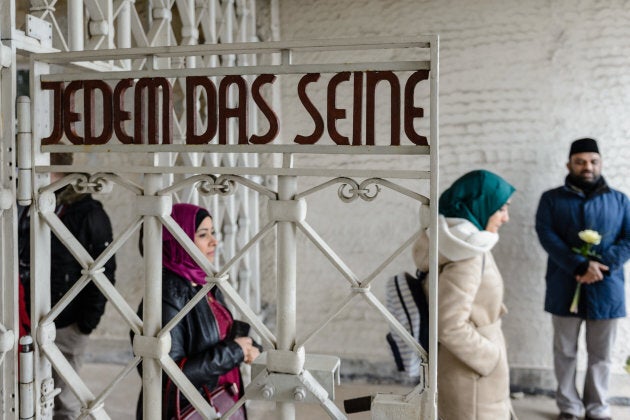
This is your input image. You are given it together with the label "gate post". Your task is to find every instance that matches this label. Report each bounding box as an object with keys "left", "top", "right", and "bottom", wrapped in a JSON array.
[
  {"left": 276, "top": 154, "right": 297, "bottom": 420},
  {"left": 141, "top": 172, "right": 164, "bottom": 420}
]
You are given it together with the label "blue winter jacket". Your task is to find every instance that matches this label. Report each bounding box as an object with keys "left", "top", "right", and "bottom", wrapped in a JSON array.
[{"left": 535, "top": 177, "right": 630, "bottom": 319}]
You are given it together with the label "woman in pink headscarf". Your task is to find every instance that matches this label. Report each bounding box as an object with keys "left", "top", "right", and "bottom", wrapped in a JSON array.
[{"left": 135, "top": 203, "right": 260, "bottom": 419}]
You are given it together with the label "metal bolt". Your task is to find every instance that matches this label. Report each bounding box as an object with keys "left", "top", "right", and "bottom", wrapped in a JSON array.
[
  {"left": 261, "top": 384, "right": 275, "bottom": 399},
  {"left": 293, "top": 387, "right": 306, "bottom": 401}
]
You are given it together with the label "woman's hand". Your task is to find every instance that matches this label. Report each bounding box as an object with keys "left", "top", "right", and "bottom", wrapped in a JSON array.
[{"left": 234, "top": 336, "right": 261, "bottom": 364}]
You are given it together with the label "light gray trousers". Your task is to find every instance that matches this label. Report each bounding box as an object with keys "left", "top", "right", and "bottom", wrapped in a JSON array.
[
  {"left": 552, "top": 315, "right": 617, "bottom": 418},
  {"left": 52, "top": 324, "right": 90, "bottom": 420}
]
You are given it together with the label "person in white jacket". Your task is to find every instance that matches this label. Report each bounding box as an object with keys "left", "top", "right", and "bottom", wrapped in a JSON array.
[{"left": 413, "top": 169, "right": 515, "bottom": 420}]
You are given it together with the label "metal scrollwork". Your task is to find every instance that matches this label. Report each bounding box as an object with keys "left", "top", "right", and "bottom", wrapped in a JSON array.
[
  {"left": 337, "top": 179, "right": 360, "bottom": 202},
  {"left": 197, "top": 175, "right": 238, "bottom": 197},
  {"left": 73, "top": 173, "right": 113, "bottom": 194},
  {"left": 357, "top": 179, "right": 382, "bottom": 201},
  {"left": 337, "top": 178, "right": 382, "bottom": 202}
]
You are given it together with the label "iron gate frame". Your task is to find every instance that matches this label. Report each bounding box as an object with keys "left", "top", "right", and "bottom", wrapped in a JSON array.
[
  {"left": 15, "top": 36, "right": 439, "bottom": 420},
  {"left": 2, "top": 1, "right": 265, "bottom": 419}
]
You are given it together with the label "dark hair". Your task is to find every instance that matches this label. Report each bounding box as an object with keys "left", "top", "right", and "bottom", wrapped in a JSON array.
[{"left": 195, "top": 209, "right": 211, "bottom": 231}]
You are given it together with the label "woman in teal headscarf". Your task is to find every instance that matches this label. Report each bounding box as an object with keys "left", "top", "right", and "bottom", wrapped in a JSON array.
[{"left": 412, "top": 169, "right": 516, "bottom": 420}]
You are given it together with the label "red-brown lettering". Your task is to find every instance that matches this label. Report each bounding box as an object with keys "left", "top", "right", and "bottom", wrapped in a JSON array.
[
  {"left": 404, "top": 70, "right": 429, "bottom": 146},
  {"left": 366, "top": 71, "right": 400, "bottom": 146},
  {"left": 186, "top": 76, "right": 218, "bottom": 144},
  {"left": 113, "top": 79, "right": 134, "bottom": 144},
  {"left": 352, "top": 72, "right": 363, "bottom": 146},
  {"left": 63, "top": 81, "right": 84, "bottom": 145},
  {"left": 84, "top": 80, "right": 113, "bottom": 145},
  {"left": 41, "top": 81, "right": 64, "bottom": 145},
  {"left": 249, "top": 74, "right": 278, "bottom": 144},
  {"left": 135, "top": 78, "right": 172, "bottom": 144},
  {"left": 218, "top": 76, "right": 248, "bottom": 145},
  {"left": 327, "top": 72, "right": 351, "bottom": 145},
  {"left": 294, "top": 73, "right": 324, "bottom": 144}
]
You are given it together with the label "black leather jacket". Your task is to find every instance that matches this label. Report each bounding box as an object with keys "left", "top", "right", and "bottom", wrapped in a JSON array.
[
  {"left": 135, "top": 269, "right": 244, "bottom": 418},
  {"left": 18, "top": 190, "right": 116, "bottom": 334}
]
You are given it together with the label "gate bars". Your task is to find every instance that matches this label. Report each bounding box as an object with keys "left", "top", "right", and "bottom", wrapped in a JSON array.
[{"left": 20, "top": 37, "right": 440, "bottom": 420}]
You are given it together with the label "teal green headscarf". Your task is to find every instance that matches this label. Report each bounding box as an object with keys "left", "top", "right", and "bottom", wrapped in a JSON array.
[{"left": 439, "top": 170, "right": 515, "bottom": 231}]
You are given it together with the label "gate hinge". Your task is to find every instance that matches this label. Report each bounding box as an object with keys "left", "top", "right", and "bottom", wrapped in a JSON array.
[{"left": 40, "top": 378, "right": 60, "bottom": 419}]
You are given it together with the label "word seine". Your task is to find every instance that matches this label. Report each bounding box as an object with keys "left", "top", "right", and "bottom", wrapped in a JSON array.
[{"left": 41, "top": 70, "right": 429, "bottom": 146}]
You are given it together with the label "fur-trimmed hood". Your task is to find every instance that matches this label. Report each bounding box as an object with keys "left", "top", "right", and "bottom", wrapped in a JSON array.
[{"left": 413, "top": 215, "right": 499, "bottom": 270}]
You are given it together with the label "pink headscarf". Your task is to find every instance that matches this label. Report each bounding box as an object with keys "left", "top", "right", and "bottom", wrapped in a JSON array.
[{"left": 162, "top": 203, "right": 211, "bottom": 285}]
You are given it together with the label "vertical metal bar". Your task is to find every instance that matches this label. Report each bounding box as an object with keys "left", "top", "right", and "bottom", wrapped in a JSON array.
[
  {"left": 427, "top": 35, "right": 440, "bottom": 420},
  {"left": 142, "top": 172, "right": 163, "bottom": 420},
  {"left": 116, "top": 0, "right": 131, "bottom": 70},
  {"left": 276, "top": 153, "right": 296, "bottom": 420},
  {"left": 222, "top": 0, "right": 240, "bottom": 294},
  {"left": 0, "top": 0, "right": 19, "bottom": 413},
  {"left": 183, "top": 0, "right": 197, "bottom": 69},
  {"left": 30, "top": 58, "right": 54, "bottom": 420},
  {"left": 105, "top": 0, "right": 114, "bottom": 50},
  {"left": 116, "top": 0, "right": 132, "bottom": 69},
  {"left": 68, "top": 0, "right": 85, "bottom": 51}
]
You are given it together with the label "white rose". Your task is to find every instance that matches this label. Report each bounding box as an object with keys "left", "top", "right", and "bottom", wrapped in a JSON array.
[{"left": 578, "top": 229, "right": 602, "bottom": 245}]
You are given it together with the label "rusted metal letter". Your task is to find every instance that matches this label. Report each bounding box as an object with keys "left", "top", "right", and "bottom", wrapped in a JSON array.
[
  {"left": 366, "top": 71, "right": 400, "bottom": 146},
  {"left": 186, "top": 76, "right": 218, "bottom": 144},
  {"left": 327, "top": 72, "right": 351, "bottom": 145},
  {"left": 41, "top": 81, "right": 64, "bottom": 145},
  {"left": 294, "top": 73, "right": 324, "bottom": 144},
  {"left": 63, "top": 80, "right": 84, "bottom": 145},
  {"left": 113, "top": 78, "right": 134, "bottom": 144},
  {"left": 249, "top": 74, "right": 278, "bottom": 144},
  {"left": 84, "top": 80, "right": 113, "bottom": 144},
  {"left": 352, "top": 72, "right": 363, "bottom": 146},
  {"left": 134, "top": 77, "right": 173, "bottom": 144},
  {"left": 218, "top": 75, "right": 248, "bottom": 145},
  {"left": 404, "top": 70, "right": 429, "bottom": 146}
]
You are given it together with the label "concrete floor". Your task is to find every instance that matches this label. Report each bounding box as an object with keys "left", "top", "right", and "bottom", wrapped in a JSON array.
[{"left": 84, "top": 363, "right": 630, "bottom": 419}]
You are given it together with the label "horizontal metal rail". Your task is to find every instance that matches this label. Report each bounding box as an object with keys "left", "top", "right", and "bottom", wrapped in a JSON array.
[
  {"left": 39, "top": 60, "right": 429, "bottom": 81},
  {"left": 35, "top": 166, "right": 430, "bottom": 179},
  {"left": 40, "top": 145, "right": 430, "bottom": 155},
  {"left": 32, "top": 36, "right": 434, "bottom": 63}
]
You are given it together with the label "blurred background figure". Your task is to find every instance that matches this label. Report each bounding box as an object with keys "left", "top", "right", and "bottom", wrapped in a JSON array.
[
  {"left": 18, "top": 152, "right": 116, "bottom": 420},
  {"left": 413, "top": 169, "right": 515, "bottom": 420}
]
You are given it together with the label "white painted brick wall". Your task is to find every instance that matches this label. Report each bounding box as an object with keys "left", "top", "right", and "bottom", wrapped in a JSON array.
[
  {"left": 87, "top": 0, "right": 630, "bottom": 392},
  {"left": 275, "top": 0, "right": 630, "bottom": 382}
]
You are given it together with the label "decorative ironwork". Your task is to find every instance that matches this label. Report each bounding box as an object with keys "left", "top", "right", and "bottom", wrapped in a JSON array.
[
  {"left": 338, "top": 178, "right": 381, "bottom": 202},
  {"left": 73, "top": 173, "right": 114, "bottom": 194},
  {"left": 297, "top": 176, "right": 429, "bottom": 204},
  {"left": 198, "top": 175, "right": 238, "bottom": 196}
]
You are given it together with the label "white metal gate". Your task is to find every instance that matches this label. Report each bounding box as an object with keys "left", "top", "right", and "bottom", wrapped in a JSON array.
[
  {"left": 1, "top": 4, "right": 439, "bottom": 419},
  {"left": 21, "top": 37, "right": 439, "bottom": 420}
]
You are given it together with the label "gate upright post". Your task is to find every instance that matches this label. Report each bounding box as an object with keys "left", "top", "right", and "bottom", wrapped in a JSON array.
[
  {"left": 276, "top": 154, "right": 297, "bottom": 420},
  {"left": 30, "top": 59, "right": 55, "bottom": 420},
  {"left": 142, "top": 172, "right": 163, "bottom": 420},
  {"left": 0, "top": 0, "right": 19, "bottom": 415}
]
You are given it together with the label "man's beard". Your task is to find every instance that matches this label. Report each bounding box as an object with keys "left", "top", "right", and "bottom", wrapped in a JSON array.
[{"left": 568, "top": 172, "right": 601, "bottom": 191}]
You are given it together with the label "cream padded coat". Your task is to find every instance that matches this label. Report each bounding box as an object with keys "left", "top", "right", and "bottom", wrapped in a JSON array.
[{"left": 413, "top": 216, "right": 511, "bottom": 420}]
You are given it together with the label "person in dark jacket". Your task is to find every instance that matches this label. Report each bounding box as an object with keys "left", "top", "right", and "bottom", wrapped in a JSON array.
[
  {"left": 134, "top": 203, "right": 260, "bottom": 419},
  {"left": 535, "top": 138, "right": 630, "bottom": 420},
  {"left": 18, "top": 152, "right": 116, "bottom": 420}
]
